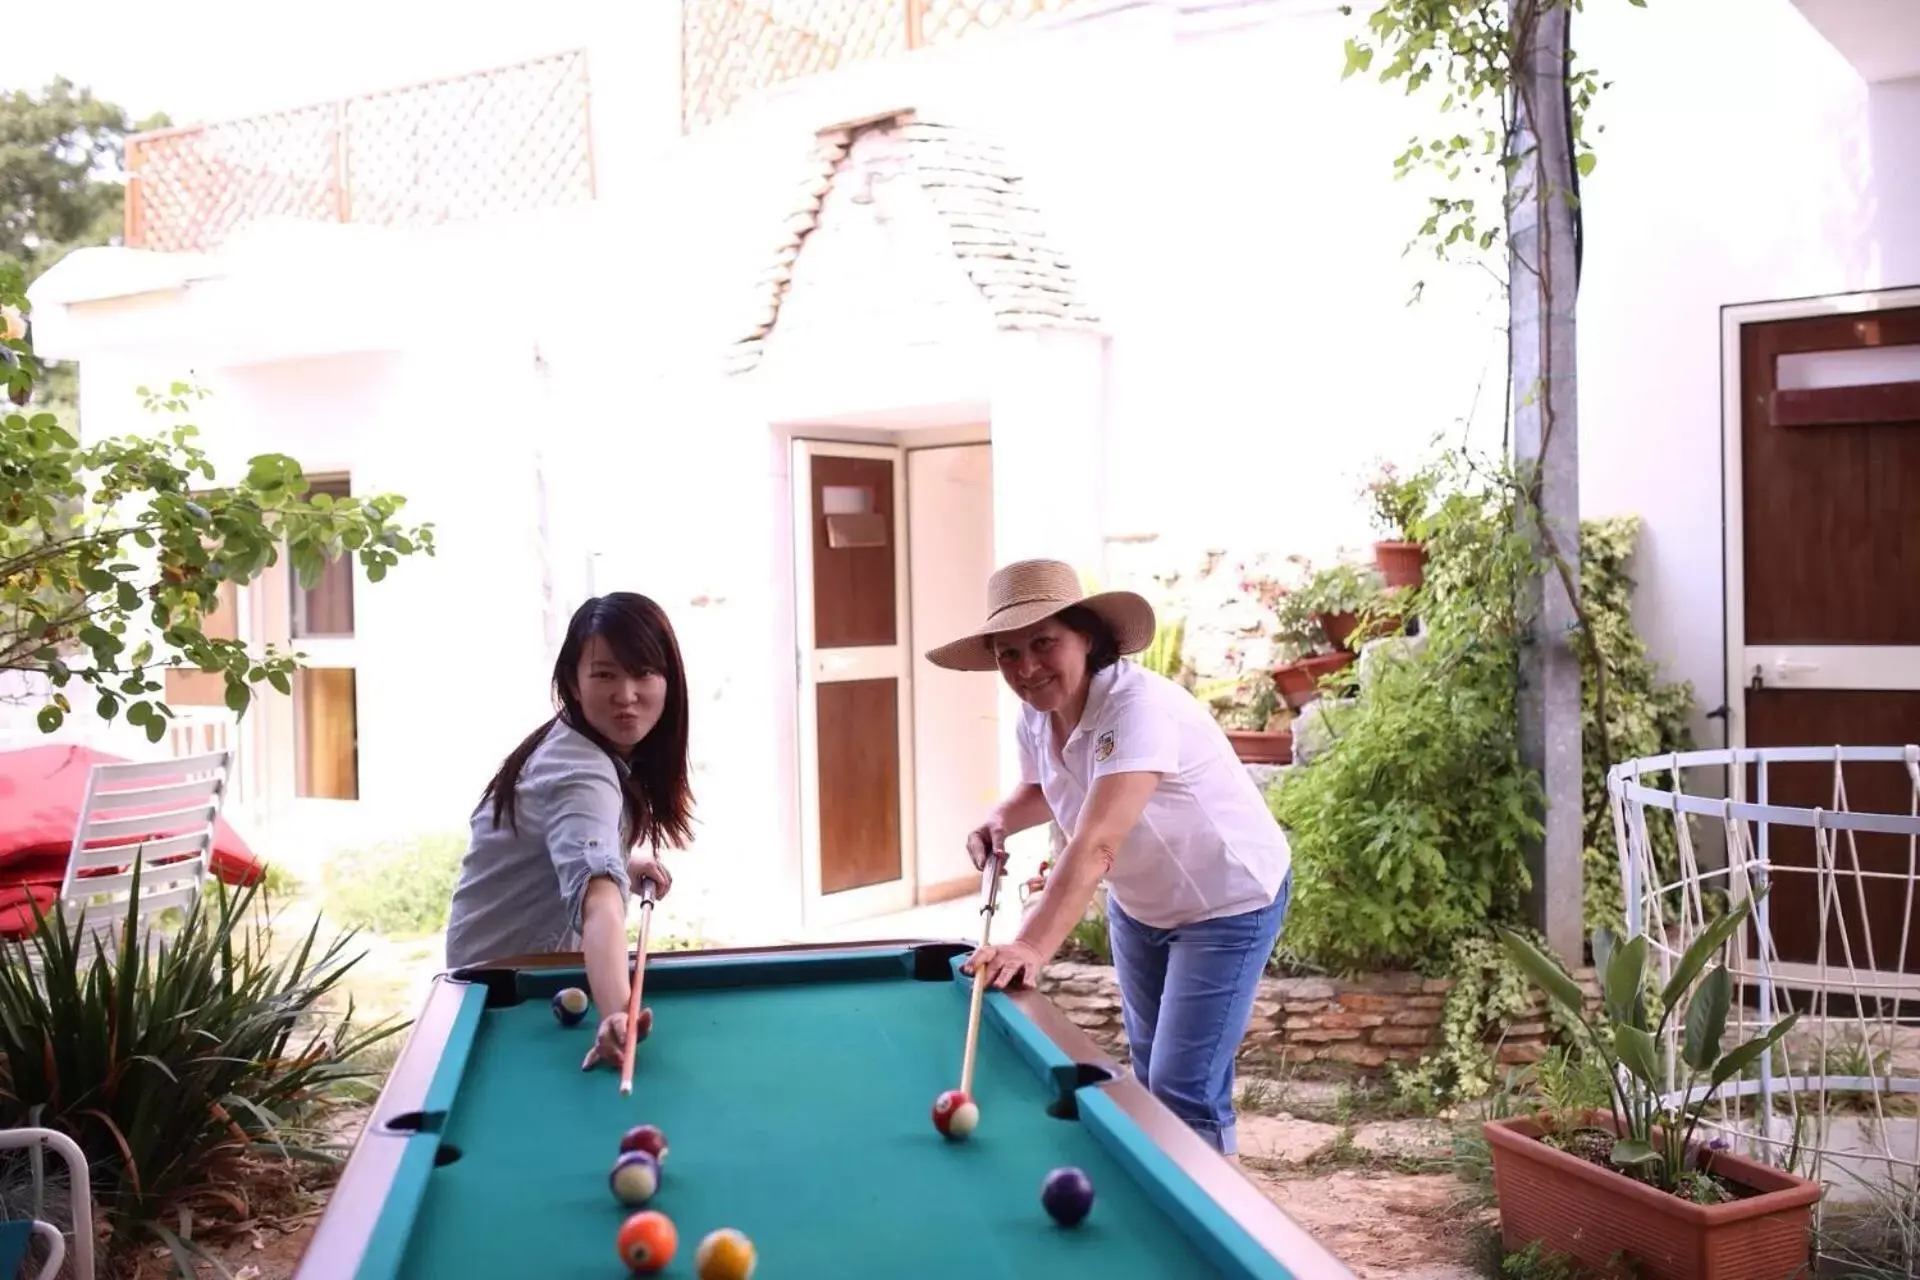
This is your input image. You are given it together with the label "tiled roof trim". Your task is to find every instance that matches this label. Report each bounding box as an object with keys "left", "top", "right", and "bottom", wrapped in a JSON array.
[{"left": 726, "top": 116, "right": 1100, "bottom": 374}]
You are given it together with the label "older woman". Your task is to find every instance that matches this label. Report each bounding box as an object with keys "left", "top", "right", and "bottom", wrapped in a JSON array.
[{"left": 927, "top": 558, "right": 1292, "bottom": 1159}]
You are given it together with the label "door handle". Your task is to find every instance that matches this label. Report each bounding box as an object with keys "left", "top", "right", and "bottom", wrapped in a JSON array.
[{"left": 1773, "top": 659, "right": 1818, "bottom": 679}]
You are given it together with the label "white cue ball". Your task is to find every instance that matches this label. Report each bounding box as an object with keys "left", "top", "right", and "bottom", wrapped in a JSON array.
[{"left": 949, "top": 1100, "right": 980, "bottom": 1137}]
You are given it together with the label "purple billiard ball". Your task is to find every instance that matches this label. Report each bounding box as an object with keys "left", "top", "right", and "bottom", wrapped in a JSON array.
[
  {"left": 1041, "top": 1166, "right": 1094, "bottom": 1226},
  {"left": 610, "top": 1150, "right": 661, "bottom": 1206}
]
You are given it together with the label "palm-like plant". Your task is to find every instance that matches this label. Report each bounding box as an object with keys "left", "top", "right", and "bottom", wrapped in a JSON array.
[{"left": 1497, "top": 888, "right": 1797, "bottom": 1193}]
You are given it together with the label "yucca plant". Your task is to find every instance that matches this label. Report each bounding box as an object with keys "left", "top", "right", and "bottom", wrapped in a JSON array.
[
  {"left": 0, "top": 858, "right": 406, "bottom": 1271},
  {"left": 1497, "top": 887, "right": 1798, "bottom": 1196}
]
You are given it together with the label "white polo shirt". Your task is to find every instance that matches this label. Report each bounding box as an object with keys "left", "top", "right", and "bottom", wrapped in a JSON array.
[{"left": 1018, "top": 659, "right": 1292, "bottom": 929}]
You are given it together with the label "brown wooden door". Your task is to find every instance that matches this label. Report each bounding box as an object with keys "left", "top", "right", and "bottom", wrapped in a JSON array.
[
  {"left": 792, "top": 441, "right": 915, "bottom": 926},
  {"left": 1731, "top": 297, "right": 1920, "bottom": 976}
]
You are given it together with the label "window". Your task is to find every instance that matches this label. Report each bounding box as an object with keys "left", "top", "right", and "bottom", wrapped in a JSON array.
[
  {"left": 291, "top": 476, "right": 356, "bottom": 638},
  {"left": 166, "top": 581, "right": 239, "bottom": 706},
  {"left": 294, "top": 667, "right": 359, "bottom": 800}
]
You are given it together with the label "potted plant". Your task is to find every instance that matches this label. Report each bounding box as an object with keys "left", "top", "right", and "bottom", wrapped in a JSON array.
[
  {"left": 1293, "top": 560, "right": 1385, "bottom": 652},
  {"left": 1490, "top": 892, "right": 1819, "bottom": 1280},
  {"left": 1366, "top": 462, "right": 1434, "bottom": 588},
  {"left": 1197, "top": 670, "right": 1293, "bottom": 764},
  {"left": 1266, "top": 588, "right": 1337, "bottom": 711}
]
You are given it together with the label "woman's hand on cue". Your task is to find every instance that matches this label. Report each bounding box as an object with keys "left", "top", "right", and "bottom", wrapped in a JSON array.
[
  {"left": 628, "top": 853, "right": 672, "bottom": 898},
  {"left": 961, "top": 940, "right": 1045, "bottom": 990},
  {"left": 964, "top": 820, "right": 1006, "bottom": 872},
  {"left": 582, "top": 1006, "right": 654, "bottom": 1072}
]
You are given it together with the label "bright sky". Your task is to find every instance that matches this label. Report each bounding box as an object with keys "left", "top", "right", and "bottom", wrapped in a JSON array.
[{"left": 3, "top": 0, "right": 606, "bottom": 125}]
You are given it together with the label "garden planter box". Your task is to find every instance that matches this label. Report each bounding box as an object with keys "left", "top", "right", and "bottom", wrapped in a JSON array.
[
  {"left": 1484, "top": 1112, "right": 1820, "bottom": 1280},
  {"left": 1226, "top": 729, "right": 1292, "bottom": 765},
  {"left": 1373, "top": 540, "right": 1427, "bottom": 588}
]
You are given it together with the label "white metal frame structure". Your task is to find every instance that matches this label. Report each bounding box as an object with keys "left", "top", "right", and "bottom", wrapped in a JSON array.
[
  {"left": 0, "top": 1127, "right": 93, "bottom": 1279},
  {"left": 1614, "top": 745, "right": 1920, "bottom": 1252}
]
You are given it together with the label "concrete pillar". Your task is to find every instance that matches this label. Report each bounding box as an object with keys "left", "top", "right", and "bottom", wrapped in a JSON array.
[{"left": 1510, "top": 0, "right": 1585, "bottom": 965}]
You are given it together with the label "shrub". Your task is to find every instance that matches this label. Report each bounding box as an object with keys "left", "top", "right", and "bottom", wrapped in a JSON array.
[
  {"left": 1577, "top": 515, "right": 1695, "bottom": 936},
  {"left": 1269, "top": 456, "right": 1541, "bottom": 972},
  {"left": 0, "top": 870, "right": 402, "bottom": 1270},
  {"left": 322, "top": 829, "right": 465, "bottom": 937}
]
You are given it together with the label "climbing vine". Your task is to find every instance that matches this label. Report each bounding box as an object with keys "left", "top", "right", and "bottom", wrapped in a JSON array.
[{"left": 1339, "top": 1, "right": 1656, "bottom": 956}]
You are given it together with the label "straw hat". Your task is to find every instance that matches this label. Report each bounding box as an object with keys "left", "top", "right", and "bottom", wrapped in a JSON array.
[{"left": 924, "top": 559, "right": 1157, "bottom": 672}]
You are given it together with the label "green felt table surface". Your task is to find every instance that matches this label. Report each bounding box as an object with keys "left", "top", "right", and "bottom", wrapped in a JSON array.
[{"left": 342, "top": 946, "right": 1338, "bottom": 1279}]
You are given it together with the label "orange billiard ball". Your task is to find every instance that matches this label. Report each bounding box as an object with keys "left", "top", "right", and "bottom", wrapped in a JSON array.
[{"left": 617, "top": 1210, "right": 677, "bottom": 1273}]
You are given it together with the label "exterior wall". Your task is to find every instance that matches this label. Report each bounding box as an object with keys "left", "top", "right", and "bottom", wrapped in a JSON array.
[{"left": 22, "top": 0, "right": 1917, "bottom": 932}]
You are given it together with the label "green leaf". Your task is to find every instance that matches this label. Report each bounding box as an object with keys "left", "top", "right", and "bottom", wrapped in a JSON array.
[
  {"left": 35, "top": 705, "right": 62, "bottom": 733},
  {"left": 1615, "top": 1024, "right": 1661, "bottom": 1087},
  {"left": 1710, "top": 1013, "right": 1800, "bottom": 1090},
  {"left": 143, "top": 717, "right": 165, "bottom": 744},
  {"left": 224, "top": 682, "right": 251, "bottom": 715},
  {"left": 1576, "top": 152, "right": 1598, "bottom": 177},
  {"left": 1604, "top": 933, "right": 1649, "bottom": 1026},
  {"left": 1496, "top": 927, "right": 1585, "bottom": 1015},
  {"left": 1661, "top": 894, "right": 1752, "bottom": 1010},
  {"left": 1609, "top": 1138, "right": 1660, "bottom": 1167},
  {"left": 1682, "top": 964, "right": 1731, "bottom": 1072}
]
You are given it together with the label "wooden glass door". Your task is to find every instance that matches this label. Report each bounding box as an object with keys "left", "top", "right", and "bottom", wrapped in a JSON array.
[
  {"left": 1724, "top": 291, "right": 1920, "bottom": 977},
  {"left": 791, "top": 440, "right": 917, "bottom": 927}
]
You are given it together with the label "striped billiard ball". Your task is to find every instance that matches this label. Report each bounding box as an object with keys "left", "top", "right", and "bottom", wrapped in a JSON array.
[
  {"left": 551, "top": 987, "right": 590, "bottom": 1027},
  {"left": 610, "top": 1150, "right": 661, "bottom": 1206}
]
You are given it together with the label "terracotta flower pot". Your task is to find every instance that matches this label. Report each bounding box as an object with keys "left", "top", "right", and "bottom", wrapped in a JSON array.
[
  {"left": 1313, "top": 610, "right": 1360, "bottom": 651},
  {"left": 1226, "top": 729, "right": 1293, "bottom": 765},
  {"left": 1483, "top": 1112, "right": 1820, "bottom": 1280},
  {"left": 1373, "top": 540, "right": 1427, "bottom": 589},
  {"left": 1272, "top": 651, "right": 1355, "bottom": 711}
]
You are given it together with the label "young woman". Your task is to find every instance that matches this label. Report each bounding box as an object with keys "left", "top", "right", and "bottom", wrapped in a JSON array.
[
  {"left": 927, "top": 559, "right": 1292, "bottom": 1159},
  {"left": 445, "top": 592, "right": 695, "bottom": 1074}
]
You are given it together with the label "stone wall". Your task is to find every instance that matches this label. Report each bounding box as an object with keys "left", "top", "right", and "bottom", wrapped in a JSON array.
[{"left": 1039, "top": 961, "right": 1603, "bottom": 1071}]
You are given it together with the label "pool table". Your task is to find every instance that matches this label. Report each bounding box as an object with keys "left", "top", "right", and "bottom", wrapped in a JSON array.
[{"left": 297, "top": 939, "right": 1353, "bottom": 1279}]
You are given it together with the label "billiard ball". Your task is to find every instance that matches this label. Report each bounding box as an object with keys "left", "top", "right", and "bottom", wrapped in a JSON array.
[
  {"left": 621, "top": 1123, "right": 669, "bottom": 1164},
  {"left": 617, "top": 1209, "right": 677, "bottom": 1273},
  {"left": 694, "top": 1227, "right": 757, "bottom": 1280},
  {"left": 552, "top": 987, "right": 590, "bottom": 1027},
  {"left": 931, "top": 1088, "right": 979, "bottom": 1140},
  {"left": 610, "top": 1150, "right": 660, "bottom": 1206},
  {"left": 1041, "top": 1166, "right": 1094, "bottom": 1226}
]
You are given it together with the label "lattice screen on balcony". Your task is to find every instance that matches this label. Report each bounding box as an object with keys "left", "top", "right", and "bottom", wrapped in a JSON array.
[
  {"left": 680, "top": 0, "right": 1088, "bottom": 132},
  {"left": 125, "top": 50, "right": 594, "bottom": 254}
]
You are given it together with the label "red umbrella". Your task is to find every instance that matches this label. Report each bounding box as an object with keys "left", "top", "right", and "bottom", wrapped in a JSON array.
[{"left": 0, "top": 743, "right": 264, "bottom": 937}]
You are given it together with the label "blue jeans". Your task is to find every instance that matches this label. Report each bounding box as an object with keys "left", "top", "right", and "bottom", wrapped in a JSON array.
[{"left": 1104, "top": 874, "right": 1289, "bottom": 1155}]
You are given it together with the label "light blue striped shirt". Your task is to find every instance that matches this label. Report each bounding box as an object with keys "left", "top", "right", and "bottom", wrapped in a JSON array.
[{"left": 445, "top": 718, "right": 633, "bottom": 969}]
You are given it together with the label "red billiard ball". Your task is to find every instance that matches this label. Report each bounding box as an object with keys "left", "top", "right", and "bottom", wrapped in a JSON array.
[
  {"left": 1041, "top": 1165, "right": 1094, "bottom": 1226},
  {"left": 931, "top": 1088, "right": 979, "bottom": 1140},
  {"left": 621, "top": 1124, "right": 669, "bottom": 1164},
  {"left": 617, "top": 1209, "right": 677, "bottom": 1273}
]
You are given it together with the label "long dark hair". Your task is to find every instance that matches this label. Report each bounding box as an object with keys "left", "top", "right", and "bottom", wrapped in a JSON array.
[{"left": 478, "top": 592, "right": 695, "bottom": 852}]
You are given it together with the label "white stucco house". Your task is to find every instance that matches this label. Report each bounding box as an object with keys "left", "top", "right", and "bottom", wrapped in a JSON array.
[{"left": 20, "top": 0, "right": 1920, "bottom": 945}]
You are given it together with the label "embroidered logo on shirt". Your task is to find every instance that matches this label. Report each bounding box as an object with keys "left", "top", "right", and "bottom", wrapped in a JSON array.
[{"left": 1094, "top": 729, "right": 1116, "bottom": 762}]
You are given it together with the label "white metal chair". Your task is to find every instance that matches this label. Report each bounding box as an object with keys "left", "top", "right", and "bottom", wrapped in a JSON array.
[
  {"left": 0, "top": 1127, "right": 92, "bottom": 1279},
  {"left": 57, "top": 750, "right": 232, "bottom": 964}
]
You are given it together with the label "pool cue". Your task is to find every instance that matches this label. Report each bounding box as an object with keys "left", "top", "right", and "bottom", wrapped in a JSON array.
[
  {"left": 619, "top": 876, "right": 658, "bottom": 1097},
  {"left": 959, "top": 850, "right": 1008, "bottom": 1098}
]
